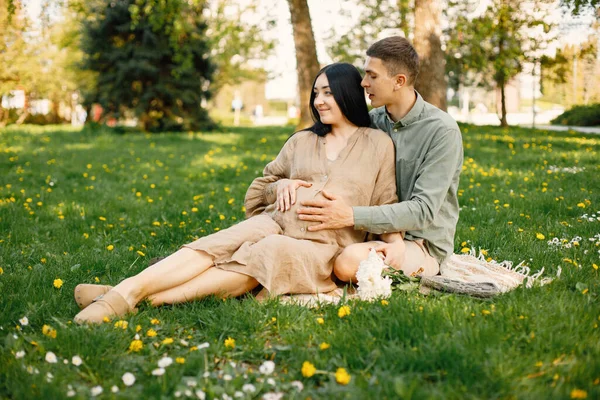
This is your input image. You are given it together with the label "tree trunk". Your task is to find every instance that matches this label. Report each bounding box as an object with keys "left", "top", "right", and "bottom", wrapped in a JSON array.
[
  {"left": 413, "top": 0, "right": 447, "bottom": 111},
  {"left": 287, "top": 0, "right": 320, "bottom": 130},
  {"left": 500, "top": 80, "right": 508, "bottom": 127}
]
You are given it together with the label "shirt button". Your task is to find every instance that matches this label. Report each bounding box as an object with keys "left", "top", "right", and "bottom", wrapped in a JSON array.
[{"left": 300, "top": 227, "right": 305, "bottom": 232}]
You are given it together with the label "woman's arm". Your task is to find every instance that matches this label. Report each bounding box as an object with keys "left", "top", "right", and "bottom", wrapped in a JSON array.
[{"left": 243, "top": 135, "right": 298, "bottom": 217}]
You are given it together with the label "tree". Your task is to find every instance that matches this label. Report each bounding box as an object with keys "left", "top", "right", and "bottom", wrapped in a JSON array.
[
  {"left": 445, "top": 0, "right": 556, "bottom": 126},
  {"left": 559, "top": 0, "right": 600, "bottom": 14},
  {"left": 287, "top": 0, "right": 320, "bottom": 129},
  {"left": 0, "top": 0, "right": 32, "bottom": 125},
  {"left": 204, "top": 1, "right": 275, "bottom": 95},
  {"left": 80, "top": 0, "right": 214, "bottom": 132},
  {"left": 413, "top": 0, "right": 446, "bottom": 110}
]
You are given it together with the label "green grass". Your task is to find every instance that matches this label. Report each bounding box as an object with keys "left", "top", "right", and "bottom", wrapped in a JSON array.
[{"left": 0, "top": 124, "right": 599, "bottom": 399}]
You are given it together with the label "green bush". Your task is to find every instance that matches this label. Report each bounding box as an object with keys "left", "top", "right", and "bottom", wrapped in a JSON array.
[{"left": 551, "top": 103, "right": 600, "bottom": 126}]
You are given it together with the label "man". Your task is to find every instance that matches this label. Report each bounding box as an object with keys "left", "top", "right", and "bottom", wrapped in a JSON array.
[{"left": 297, "top": 36, "right": 463, "bottom": 280}]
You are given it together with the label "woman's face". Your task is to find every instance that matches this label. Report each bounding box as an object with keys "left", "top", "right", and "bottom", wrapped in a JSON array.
[{"left": 313, "top": 73, "right": 345, "bottom": 126}]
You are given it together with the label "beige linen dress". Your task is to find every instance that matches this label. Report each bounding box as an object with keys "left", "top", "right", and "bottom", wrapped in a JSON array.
[{"left": 183, "top": 127, "right": 398, "bottom": 295}]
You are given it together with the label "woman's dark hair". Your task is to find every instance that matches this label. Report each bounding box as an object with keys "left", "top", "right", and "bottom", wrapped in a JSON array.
[{"left": 307, "top": 63, "right": 370, "bottom": 136}]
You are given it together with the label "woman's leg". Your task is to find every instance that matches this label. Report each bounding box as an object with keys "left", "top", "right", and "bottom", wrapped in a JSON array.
[
  {"left": 148, "top": 267, "right": 259, "bottom": 306},
  {"left": 334, "top": 239, "right": 439, "bottom": 282},
  {"left": 111, "top": 247, "right": 214, "bottom": 308}
]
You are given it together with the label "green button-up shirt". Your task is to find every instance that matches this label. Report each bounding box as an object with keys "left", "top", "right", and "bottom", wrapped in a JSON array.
[{"left": 353, "top": 91, "right": 463, "bottom": 264}]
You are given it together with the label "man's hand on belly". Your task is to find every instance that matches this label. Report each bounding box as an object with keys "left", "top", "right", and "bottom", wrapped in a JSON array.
[{"left": 297, "top": 190, "right": 354, "bottom": 231}]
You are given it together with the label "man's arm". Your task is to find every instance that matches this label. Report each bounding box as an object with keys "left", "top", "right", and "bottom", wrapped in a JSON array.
[{"left": 354, "top": 128, "right": 463, "bottom": 234}]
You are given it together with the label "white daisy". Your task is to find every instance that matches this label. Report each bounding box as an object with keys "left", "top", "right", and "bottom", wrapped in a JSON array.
[
  {"left": 45, "top": 351, "right": 57, "bottom": 364},
  {"left": 259, "top": 360, "right": 275, "bottom": 375},
  {"left": 122, "top": 372, "right": 136, "bottom": 386}
]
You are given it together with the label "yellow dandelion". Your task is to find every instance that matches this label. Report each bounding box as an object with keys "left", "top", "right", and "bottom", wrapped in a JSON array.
[
  {"left": 482, "top": 310, "right": 491, "bottom": 315},
  {"left": 570, "top": 389, "right": 587, "bottom": 399},
  {"left": 224, "top": 337, "right": 235, "bottom": 349},
  {"left": 94, "top": 277, "right": 100, "bottom": 283},
  {"left": 136, "top": 250, "right": 145, "bottom": 257},
  {"left": 114, "top": 320, "right": 128, "bottom": 329},
  {"left": 162, "top": 338, "right": 174, "bottom": 345},
  {"left": 319, "top": 342, "right": 330, "bottom": 350},
  {"left": 577, "top": 203, "right": 586, "bottom": 208},
  {"left": 535, "top": 233, "right": 545, "bottom": 240},
  {"left": 301, "top": 361, "right": 316, "bottom": 378},
  {"left": 107, "top": 244, "right": 114, "bottom": 251},
  {"left": 338, "top": 305, "right": 351, "bottom": 318},
  {"left": 175, "top": 357, "right": 185, "bottom": 364},
  {"left": 189, "top": 346, "right": 198, "bottom": 351},
  {"left": 593, "top": 264, "right": 598, "bottom": 270},
  {"left": 53, "top": 279, "right": 64, "bottom": 289},
  {"left": 151, "top": 318, "right": 160, "bottom": 325},
  {"left": 42, "top": 325, "right": 57, "bottom": 339},
  {"left": 146, "top": 329, "right": 157, "bottom": 337},
  {"left": 461, "top": 247, "right": 470, "bottom": 253},
  {"left": 335, "top": 368, "right": 351, "bottom": 385},
  {"left": 316, "top": 317, "right": 324, "bottom": 324},
  {"left": 136, "top": 325, "right": 142, "bottom": 332},
  {"left": 0, "top": 267, "right": 3, "bottom": 275},
  {"left": 103, "top": 316, "right": 110, "bottom": 323},
  {"left": 128, "top": 340, "right": 143, "bottom": 352},
  {"left": 381, "top": 299, "right": 389, "bottom": 306}
]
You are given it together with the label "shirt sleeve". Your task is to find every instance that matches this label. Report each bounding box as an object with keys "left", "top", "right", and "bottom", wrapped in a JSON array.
[
  {"left": 243, "top": 135, "right": 295, "bottom": 218},
  {"left": 353, "top": 128, "right": 462, "bottom": 233}
]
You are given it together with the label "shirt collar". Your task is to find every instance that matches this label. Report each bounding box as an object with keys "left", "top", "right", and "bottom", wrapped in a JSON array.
[{"left": 384, "top": 90, "right": 425, "bottom": 128}]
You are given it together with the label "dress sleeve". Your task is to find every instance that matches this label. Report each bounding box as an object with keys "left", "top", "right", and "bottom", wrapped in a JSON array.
[
  {"left": 244, "top": 135, "right": 296, "bottom": 217},
  {"left": 370, "top": 138, "right": 398, "bottom": 206}
]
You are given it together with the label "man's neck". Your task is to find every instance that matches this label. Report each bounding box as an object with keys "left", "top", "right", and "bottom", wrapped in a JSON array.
[{"left": 385, "top": 89, "right": 417, "bottom": 123}]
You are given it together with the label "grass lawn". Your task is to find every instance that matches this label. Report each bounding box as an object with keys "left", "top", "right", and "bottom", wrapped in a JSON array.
[{"left": 0, "top": 124, "right": 598, "bottom": 399}]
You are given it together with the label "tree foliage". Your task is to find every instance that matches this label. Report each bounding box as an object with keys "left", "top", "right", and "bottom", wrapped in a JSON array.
[
  {"left": 79, "top": 0, "right": 214, "bottom": 132},
  {"left": 327, "top": 0, "right": 411, "bottom": 67},
  {"left": 445, "top": 0, "right": 556, "bottom": 126},
  {"left": 204, "top": 1, "right": 275, "bottom": 94},
  {"left": 559, "top": 0, "right": 600, "bottom": 14},
  {"left": 0, "top": 0, "right": 32, "bottom": 124}
]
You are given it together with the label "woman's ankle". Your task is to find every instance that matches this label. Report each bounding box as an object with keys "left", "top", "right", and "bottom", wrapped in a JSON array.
[{"left": 112, "top": 277, "right": 144, "bottom": 309}]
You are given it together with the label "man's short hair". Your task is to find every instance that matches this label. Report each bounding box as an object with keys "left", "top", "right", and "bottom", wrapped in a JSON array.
[{"left": 367, "top": 36, "right": 419, "bottom": 85}]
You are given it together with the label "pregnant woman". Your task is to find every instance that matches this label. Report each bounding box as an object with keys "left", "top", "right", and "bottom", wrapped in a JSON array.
[{"left": 74, "top": 62, "right": 400, "bottom": 324}]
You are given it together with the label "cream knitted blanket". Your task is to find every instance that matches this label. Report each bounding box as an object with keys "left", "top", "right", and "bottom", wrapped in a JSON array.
[{"left": 276, "top": 249, "right": 558, "bottom": 307}]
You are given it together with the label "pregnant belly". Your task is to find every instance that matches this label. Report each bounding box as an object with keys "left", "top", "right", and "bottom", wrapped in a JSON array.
[{"left": 269, "top": 186, "right": 326, "bottom": 238}]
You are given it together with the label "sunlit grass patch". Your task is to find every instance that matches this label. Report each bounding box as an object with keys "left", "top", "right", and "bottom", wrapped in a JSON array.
[{"left": 0, "top": 123, "right": 599, "bottom": 399}]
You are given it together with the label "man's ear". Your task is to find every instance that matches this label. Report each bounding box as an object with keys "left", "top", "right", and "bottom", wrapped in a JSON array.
[{"left": 393, "top": 74, "right": 407, "bottom": 90}]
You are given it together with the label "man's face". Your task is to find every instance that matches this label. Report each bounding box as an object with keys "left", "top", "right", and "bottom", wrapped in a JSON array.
[{"left": 361, "top": 56, "right": 398, "bottom": 108}]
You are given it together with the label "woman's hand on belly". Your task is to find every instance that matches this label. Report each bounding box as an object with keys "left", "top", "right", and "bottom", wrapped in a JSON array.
[{"left": 276, "top": 179, "right": 312, "bottom": 211}]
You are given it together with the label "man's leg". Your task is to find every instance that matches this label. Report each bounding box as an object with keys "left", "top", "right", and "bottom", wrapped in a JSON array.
[{"left": 334, "top": 239, "right": 439, "bottom": 282}]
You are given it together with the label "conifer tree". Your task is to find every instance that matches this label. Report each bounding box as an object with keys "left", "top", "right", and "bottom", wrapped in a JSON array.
[{"left": 80, "top": 0, "right": 214, "bottom": 131}]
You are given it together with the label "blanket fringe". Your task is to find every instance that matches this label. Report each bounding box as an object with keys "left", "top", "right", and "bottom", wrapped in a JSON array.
[{"left": 443, "top": 247, "right": 558, "bottom": 292}]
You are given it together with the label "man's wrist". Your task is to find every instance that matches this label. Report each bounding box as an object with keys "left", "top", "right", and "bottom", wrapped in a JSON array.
[{"left": 346, "top": 206, "right": 355, "bottom": 228}]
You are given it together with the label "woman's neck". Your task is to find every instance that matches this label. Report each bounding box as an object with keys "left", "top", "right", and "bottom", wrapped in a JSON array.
[{"left": 329, "top": 122, "right": 358, "bottom": 140}]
